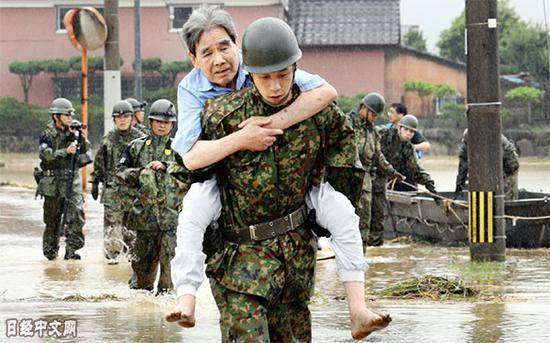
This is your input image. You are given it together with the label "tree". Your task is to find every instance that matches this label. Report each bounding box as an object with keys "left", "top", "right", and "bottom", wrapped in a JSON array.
[
  {"left": 404, "top": 81, "right": 458, "bottom": 116},
  {"left": 160, "top": 59, "right": 193, "bottom": 87},
  {"left": 42, "top": 59, "right": 71, "bottom": 79},
  {"left": 8, "top": 61, "right": 43, "bottom": 103},
  {"left": 505, "top": 86, "right": 544, "bottom": 123},
  {"left": 437, "top": 0, "right": 521, "bottom": 64},
  {"left": 138, "top": 57, "right": 162, "bottom": 75},
  {"left": 403, "top": 29, "right": 427, "bottom": 52}
]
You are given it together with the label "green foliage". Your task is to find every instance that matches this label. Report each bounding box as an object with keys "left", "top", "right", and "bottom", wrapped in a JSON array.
[
  {"left": 42, "top": 59, "right": 70, "bottom": 78},
  {"left": 138, "top": 58, "right": 162, "bottom": 73},
  {"left": 404, "top": 80, "right": 435, "bottom": 97},
  {"left": 143, "top": 87, "right": 177, "bottom": 110},
  {"left": 160, "top": 60, "right": 193, "bottom": 87},
  {"left": 336, "top": 93, "right": 366, "bottom": 114},
  {"left": 8, "top": 61, "right": 44, "bottom": 103},
  {"left": 440, "top": 102, "right": 466, "bottom": 126},
  {"left": 0, "top": 97, "right": 49, "bottom": 135},
  {"left": 69, "top": 56, "right": 106, "bottom": 73},
  {"left": 403, "top": 29, "right": 427, "bottom": 51},
  {"left": 505, "top": 86, "right": 544, "bottom": 104},
  {"left": 434, "top": 84, "right": 457, "bottom": 98}
]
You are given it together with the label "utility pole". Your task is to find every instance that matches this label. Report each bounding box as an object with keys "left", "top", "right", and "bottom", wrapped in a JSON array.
[
  {"left": 134, "top": 0, "right": 143, "bottom": 101},
  {"left": 465, "top": 0, "right": 506, "bottom": 261},
  {"left": 104, "top": 0, "right": 120, "bottom": 134}
]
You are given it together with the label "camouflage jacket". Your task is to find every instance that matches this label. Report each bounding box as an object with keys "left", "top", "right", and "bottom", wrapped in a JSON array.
[
  {"left": 373, "top": 126, "right": 435, "bottom": 193},
  {"left": 456, "top": 134, "right": 519, "bottom": 189},
  {"left": 37, "top": 121, "right": 91, "bottom": 197},
  {"left": 349, "top": 111, "right": 396, "bottom": 192},
  {"left": 201, "top": 85, "right": 359, "bottom": 229},
  {"left": 90, "top": 127, "right": 144, "bottom": 204},
  {"left": 116, "top": 134, "right": 186, "bottom": 230},
  {"left": 133, "top": 122, "right": 149, "bottom": 135}
]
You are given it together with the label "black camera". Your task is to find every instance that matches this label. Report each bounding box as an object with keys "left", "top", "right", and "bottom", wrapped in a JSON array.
[{"left": 70, "top": 120, "right": 87, "bottom": 131}]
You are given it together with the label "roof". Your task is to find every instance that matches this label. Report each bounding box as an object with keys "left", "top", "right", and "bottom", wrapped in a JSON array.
[{"left": 287, "top": 0, "right": 401, "bottom": 46}]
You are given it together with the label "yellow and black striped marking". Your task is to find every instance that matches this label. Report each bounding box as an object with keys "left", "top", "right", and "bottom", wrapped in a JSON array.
[{"left": 468, "top": 191, "right": 494, "bottom": 243}]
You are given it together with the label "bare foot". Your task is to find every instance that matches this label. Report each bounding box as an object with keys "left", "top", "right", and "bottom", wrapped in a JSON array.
[
  {"left": 165, "top": 294, "right": 196, "bottom": 328},
  {"left": 350, "top": 309, "right": 392, "bottom": 340}
]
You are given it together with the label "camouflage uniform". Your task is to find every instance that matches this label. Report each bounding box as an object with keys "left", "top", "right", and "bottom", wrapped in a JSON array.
[
  {"left": 369, "top": 126, "right": 436, "bottom": 246},
  {"left": 37, "top": 122, "right": 91, "bottom": 259},
  {"left": 133, "top": 122, "right": 149, "bottom": 135},
  {"left": 456, "top": 134, "right": 519, "bottom": 200},
  {"left": 117, "top": 134, "right": 186, "bottom": 293},
  {"left": 197, "top": 85, "right": 358, "bottom": 342},
  {"left": 349, "top": 111, "right": 396, "bottom": 250},
  {"left": 90, "top": 127, "right": 144, "bottom": 259}
]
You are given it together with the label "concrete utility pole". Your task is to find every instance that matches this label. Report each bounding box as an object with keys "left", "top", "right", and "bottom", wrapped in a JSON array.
[
  {"left": 103, "top": 0, "right": 121, "bottom": 134},
  {"left": 465, "top": 0, "right": 506, "bottom": 262},
  {"left": 134, "top": 0, "right": 143, "bottom": 101}
]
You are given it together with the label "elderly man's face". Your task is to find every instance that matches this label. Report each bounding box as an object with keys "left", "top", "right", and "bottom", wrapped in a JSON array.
[{"left": 189, "top": 27, "right": 239, "bottom": 89}]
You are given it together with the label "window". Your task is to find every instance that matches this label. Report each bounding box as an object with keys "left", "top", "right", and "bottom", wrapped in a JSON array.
[
  {"left": 169, "top": 4, "right": 222, "bottom": 31},
  {"left": 56, "top": 5, "right": 104, "bottom": 32},
  {"left": 436, "top": 94, "right": 463, "bottom": 116}
]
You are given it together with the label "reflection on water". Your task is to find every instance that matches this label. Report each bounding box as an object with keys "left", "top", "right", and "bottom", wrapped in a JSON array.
[{"left": 1, "top": 159, "right": 550, "bottom": 341}]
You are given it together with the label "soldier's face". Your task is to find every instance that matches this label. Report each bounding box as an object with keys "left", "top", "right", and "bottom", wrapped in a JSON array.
[
  {"left": 388, "top": 107, "right": 403, "bottom": 124},
  {"left": 55, "top": 113, "right": 73, "bottom": 128},
  {"left": 251, "top": 66, "right": 294, "bottom": 106},
  {"left": 150, "top": 119, "right": 173, "bottom": 137},
  {"left": 114, "top": 114, "right": 132, "bottom": 131},
  {"left": 399, "top": 126, "right": 415, "bottom": 141},
  {"left": 367, "top": 110, "right": 378, "bottom": 123},
  {"left": 134, "top": 110, "right": 144, "bottom": 123},
  {"left": 189, "top": 27, "right": 239, "bottom": 89}
]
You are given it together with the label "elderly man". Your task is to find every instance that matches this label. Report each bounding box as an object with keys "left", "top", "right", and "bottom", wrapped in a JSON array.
[{"left": 167, "top": 17, "right": 391, "bottom": 340}]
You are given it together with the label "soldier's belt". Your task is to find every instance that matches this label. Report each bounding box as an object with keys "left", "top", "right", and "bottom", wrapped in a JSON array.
[
  {"left": 222, "top": 204, "right": 307, "bottom": 243},
  {"left": 43, "top": 169, "right": 71, "bottom": 177}
]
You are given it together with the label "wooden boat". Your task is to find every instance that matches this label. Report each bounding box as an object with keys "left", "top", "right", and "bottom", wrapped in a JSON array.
[{"left": 383, "top": 190, "right": 550, "bottom": 248}]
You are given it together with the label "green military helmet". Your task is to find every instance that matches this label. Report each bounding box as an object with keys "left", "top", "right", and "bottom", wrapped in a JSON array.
[
  {"left": 399, "top": 114, "right": 419, "bottom": 131},
  {"left": 112, "top": 100, "right": 134, "bottom": 116},
  {"left": 49, "top": 97, "right": 75, "bottom": 115},
  {"left": 125, "top": 97, "right": 147, "bottom": 112},
  {"left": 362, "top": 92, "right": 385, "bottom": 116},
  {"left": 242, "top": 17, "right": 302, "bottom": 74},
  {"left": 148, "top": 99, "right": 177, "bottom": 122}
]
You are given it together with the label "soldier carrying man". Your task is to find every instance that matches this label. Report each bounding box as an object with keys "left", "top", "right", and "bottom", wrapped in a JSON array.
[
  {"left": 116, "top": 99, "right": 186, "bottom": 294},
  {"left": 37, "top": 98, "right": 91, "bottom": 260},
  {"left": 90, "top": 100, "right": 145, "bottom": 263}
]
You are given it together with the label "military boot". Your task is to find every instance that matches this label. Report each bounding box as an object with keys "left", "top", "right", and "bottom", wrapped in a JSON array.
[{"left": 64, "top": 251, "right": 81, "bottom": 260}]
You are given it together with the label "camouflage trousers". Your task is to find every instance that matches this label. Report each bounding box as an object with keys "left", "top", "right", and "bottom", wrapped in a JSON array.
[
  {"left": 504, "top": 173, "right": 519, "bottom": 200},
  {"left": 368, "top": 190, "right": 386, "bottom": 247},
  {"left": 356, "top": 190, "right": 372, "bottom": 252},
  {"left": 129, "top": 229, "right": 176, "bottom": 293},
  {"left": 211, "top": 278, "right": 311, "bottom": 343},
  {"left": 103, "top": 204, "right": 136, "bottom": 259},
  {"left": 42, "top": 195, "right": 85, "bottom": 260},
  {"left": 206, "top": 225, "right": 317, "bottom": 342}
]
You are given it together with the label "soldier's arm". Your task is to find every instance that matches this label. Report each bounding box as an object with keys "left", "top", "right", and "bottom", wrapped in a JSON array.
[
  {"left": 115, "top": 143, "right": 141, "bottom": 187},
  {"left": 39, "top": 133, "right": 67, "bottom": 163},
  {"left": 405, "top": 145, "right": 436, "bottom": 192},
  {"left": 502, "top": 140, "right": 519, "bottom": 175},
  {"left": 90, "top": 142, "right": 107, "bottom": 184},
  {"left": 374, "top": 136, "right": 396, "bottom": 177},
  {"left": 455, "top": 144, "right": 468, "bottom": 189}
]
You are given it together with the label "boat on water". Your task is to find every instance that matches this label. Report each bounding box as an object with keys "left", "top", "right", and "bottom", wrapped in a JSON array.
[{"left": 383, "top": 190, "right": 550, "bottom": 249}]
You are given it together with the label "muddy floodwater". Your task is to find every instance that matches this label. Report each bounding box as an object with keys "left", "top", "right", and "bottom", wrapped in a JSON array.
[{"left": 1, "top": 153, "right": 549, "bottom": 342}]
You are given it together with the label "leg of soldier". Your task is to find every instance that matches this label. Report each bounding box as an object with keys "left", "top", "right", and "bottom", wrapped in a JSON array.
[
  {"left": 265, "top": 300, "right": 307, "bottom": 342},
  {"left": 368, "top": 191, "right": 386, "bottom": 246},
  {"left": 357, "top": 190, "right": 372, "bottom": 252},
  {"left": 103, "top": 203, "right": 125, "bottom": 261},
  {"left": 130, "top": 230, "right": 161, "bottom": 291},
  {"left": 504, "top": 173, "right": 519, "bottom": 200},
  {"left": 121, "top": 211, "right": 136, "bottom": 255},
  {"left": 64, "top": 193, "right": 85, "bottom": 259},
  {"left": 157, "top": 229, "right": 176, "bottom": 294},
  {"left": 42, "top": 196, "right": 61, "bottom": 260},
  {"left": 210, "top": 278, "right": 270, "bottom": 342}
]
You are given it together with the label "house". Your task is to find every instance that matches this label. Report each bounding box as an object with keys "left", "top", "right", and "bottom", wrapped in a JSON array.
[{"left": 0, "top": 0, "right": 466, "bottom": 116}]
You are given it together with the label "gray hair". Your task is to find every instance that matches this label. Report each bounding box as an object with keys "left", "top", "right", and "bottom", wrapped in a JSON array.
[{"left": 181, "top": 6, "right": 237, "bottom": 56}]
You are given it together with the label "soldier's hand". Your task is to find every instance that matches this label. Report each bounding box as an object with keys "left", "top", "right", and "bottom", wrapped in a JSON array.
[
  {"left": 91, "top": 182, "right": 99, "bottom": 200},
  {"left": 148, "top": 161, "right": 166, "bottom": 171},
  {"left": 66, "top": 145, "right": 77, "bottom": 155},
  {"left": 165, "top": 294, "right": 196, "bottom": 328},
  {"left": 391, "top": 172, "right": 406, "bottom": 184},
  {"left": 238, "top": 116, "right": 275, "bottom": 129},
  {"left": 238, "top": 123, "right": 283, "bottom": 152}
]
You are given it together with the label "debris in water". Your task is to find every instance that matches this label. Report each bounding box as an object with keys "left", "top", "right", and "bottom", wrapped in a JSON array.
[
  {"left": 63, "top": 294, "right": 124, "bottom": 302},
  {"left": 380, "top": 275, "right": 478, "bottom": 299},
  {"left": 388, "top": 235, "right": 416, "bottom": 244}
]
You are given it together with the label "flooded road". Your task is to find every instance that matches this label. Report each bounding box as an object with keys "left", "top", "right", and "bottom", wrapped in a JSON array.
[{"left": 1, "top": 154, "right": 550, "bottom": 341}]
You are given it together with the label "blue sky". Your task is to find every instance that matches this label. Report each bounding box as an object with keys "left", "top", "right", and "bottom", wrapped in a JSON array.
[{"left": 401, "top": 0, "right": 549, "bottom": 53}]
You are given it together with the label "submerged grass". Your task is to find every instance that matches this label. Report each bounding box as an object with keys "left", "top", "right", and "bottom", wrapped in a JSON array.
[
  {"left": 450, "top": 255, "right": 504, "bottom": 286},
  {"left": 0, "top": 181, "right": 35, "bottom": 189},
  {"left": 380, "top": 275, "right": 478, "bottom": 300},
  {"left": 63, "top": 294, "right": 124, "bottom": 302}
]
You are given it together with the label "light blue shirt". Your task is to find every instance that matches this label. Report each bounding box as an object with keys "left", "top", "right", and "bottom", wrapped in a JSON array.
[{"left": 171, "top": 57, "right": 326, "bottom": 156}]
